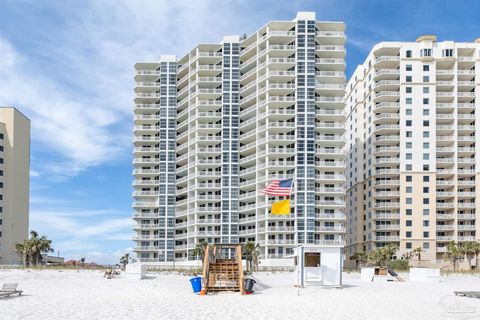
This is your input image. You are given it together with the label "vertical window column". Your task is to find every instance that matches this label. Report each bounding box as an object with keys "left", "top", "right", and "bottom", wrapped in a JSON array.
[{"left": 221, "top": 42, "right": 240, "bottom": 245}]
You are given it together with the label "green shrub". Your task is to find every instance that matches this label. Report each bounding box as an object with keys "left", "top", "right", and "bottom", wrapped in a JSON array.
[{"left": 387, "top": 259, "right": 410, "bottom": 271}]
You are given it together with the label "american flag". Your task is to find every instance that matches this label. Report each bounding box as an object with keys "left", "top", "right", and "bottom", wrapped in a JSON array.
[{"left": 261, "top": 178, "right": 293, "bottom": 196}]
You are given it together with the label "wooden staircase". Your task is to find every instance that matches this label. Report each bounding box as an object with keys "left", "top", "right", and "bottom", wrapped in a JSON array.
[{"left": 202, "top": 244, "right": 244, "bottom": 294}]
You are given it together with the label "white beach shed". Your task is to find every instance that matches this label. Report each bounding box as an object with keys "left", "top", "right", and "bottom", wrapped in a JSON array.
[{"left": 293, "top": 245, "right": 343, "bottom": 287}]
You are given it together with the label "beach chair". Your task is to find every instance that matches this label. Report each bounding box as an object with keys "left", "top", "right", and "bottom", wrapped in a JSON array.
[
  {"left": 0, "top": 283, "right": 23, "bottom": 297},
  {"left": 454, "top": 291, "right": 480, "bottom": 299}
]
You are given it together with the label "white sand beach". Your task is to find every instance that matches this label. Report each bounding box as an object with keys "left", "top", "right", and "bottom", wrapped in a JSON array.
[{"left": 1, "top": 269, "right": 480, "bottom": 320}]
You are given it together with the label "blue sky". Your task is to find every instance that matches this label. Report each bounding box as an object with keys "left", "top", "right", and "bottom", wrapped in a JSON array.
[{"left": 0, "top": 0, "right": 479, "bottom": 264}]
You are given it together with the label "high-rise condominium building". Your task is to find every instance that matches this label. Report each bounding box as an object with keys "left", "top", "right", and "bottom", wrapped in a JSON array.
[
  {"left": 345, "top": 36, "right": 480, "bottom": 266},
  {"left": 0, "top": 107, "right": 30, "bottom": 265},
  {"left": 133, "top": 12, "right": 346, "bottom": 265}
]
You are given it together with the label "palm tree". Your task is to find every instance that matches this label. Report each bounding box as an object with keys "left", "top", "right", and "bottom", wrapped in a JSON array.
[
  {"left": 192, "top": 241, "right": 209, "bottom": 267},
  {"left": 401, "top": 251, "right": 414, "bottom": 261},
  {"left": 15, "top": 241, "right": 31, "bottom": 266},
  {"left": 243, "top": 242, "right": 260, "bottom": 272},
  {"left": 15, "top": 230, "right": 53, "bottom": 266},
  {"left": 119, "top": 253, "right": 130, "bottom": 270},
  {"left": 80, "top": 257, "right": 86, "bottom": 268},
  {"left": 368, "top": 245, "right": 397, "bottom": 267},
  {"left": 412, "top": 247, "right": 423, "bottom": 263},
  {"left": 350, "top": 251, "right": 368, "bottom": 269},
  {"left": 472, "top": 242, "right": 480, "bottom": 271},
  {"left": 460, "top": 242, "right": 476, "bottom": 270},
  {"left": 367, "top": 249, "right": 384, "bottom": 267},
  {"left": 383, "top": 244, "right": 397, "bottom": 260},
  {"left": 444, "top": 241, "right": 463, "bottom": 271}
]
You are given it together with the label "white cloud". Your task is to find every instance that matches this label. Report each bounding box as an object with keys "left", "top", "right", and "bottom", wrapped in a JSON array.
[
  {"left": 65, "top": 249, "right": 133, "bottom": 265},
  {"left": 29, "top": 207, "right": 132, "bottom": 263},
  {"left": 0, "top": 1, "right": 272, "bottom": 178},
  {"left": 30, "top": 169, "right": 41, "bottom": 177}
]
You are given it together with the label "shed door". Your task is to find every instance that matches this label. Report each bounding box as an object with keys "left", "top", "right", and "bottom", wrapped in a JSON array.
[{"left": 305, "top": 253, "right": 322, "bottom": 281}]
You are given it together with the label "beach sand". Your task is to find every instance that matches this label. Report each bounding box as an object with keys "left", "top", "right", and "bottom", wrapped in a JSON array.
[{"left": 1, "top": 269, "right": 480, "bottom": 320}]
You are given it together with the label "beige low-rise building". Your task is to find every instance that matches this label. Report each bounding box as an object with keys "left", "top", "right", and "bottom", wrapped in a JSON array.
[{"left": 0, "top": 107, "right": 30, "bottom": 265}]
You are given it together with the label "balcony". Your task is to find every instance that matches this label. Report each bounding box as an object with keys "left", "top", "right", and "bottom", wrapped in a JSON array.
[
  {"left": 374, "top": 202, "right": 400, "bottom": 208},
  {"left": 436, "top": 225, "right": 455, "bottom": 231},
  {"left": 374, "top": 69, "right": 400, "bottom": 80},
  {"left": 374, "top": 224, "right": 400, "bottom": 231},
  {"left": 375, "top": 236, "right": 400, "bottom": 241},
  {"left": 375, "top": 213, "right": 400, "bottom": 219},
  {"left": 373, "top": 91, "right": 400, "bottom": 102},
  {"left": 315, "top": 200, "right": 346, "bottom": 207},
  {"left": 374, "top": 56, "right": 400, "bottom": 65},
  {"left": 315, "top": 226, "right": 346, "bottom": 232},
  {"left": 373, "top": 113, "right": 400, "bottom": 123},
  {"left": 457, "top": 225, "right": 476, "bottom": 231}
]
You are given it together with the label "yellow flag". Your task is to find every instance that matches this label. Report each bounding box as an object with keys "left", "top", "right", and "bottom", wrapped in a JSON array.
[{"left": 271, "top": 199, "right": 290, "bottom": 215}]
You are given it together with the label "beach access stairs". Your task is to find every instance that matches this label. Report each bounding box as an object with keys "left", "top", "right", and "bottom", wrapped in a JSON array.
[{"left": 202, "top": 244, "right": 244, "bottom": 294}]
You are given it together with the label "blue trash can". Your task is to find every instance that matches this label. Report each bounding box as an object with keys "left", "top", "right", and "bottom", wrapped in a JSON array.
[{"left": 189, "top": 276, "right": 202, "bottom": 294}]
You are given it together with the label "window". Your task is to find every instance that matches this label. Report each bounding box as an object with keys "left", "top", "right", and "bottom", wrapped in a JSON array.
[
  {"left": 423, "top": 153, "right": 429, "bottom": 160},
  {"left": 423, "top": 220, "right": 430, "bottom": 227},
  {"left": 406, "top": 187, "right": 412, "bottom": 193},
  {"left": 423, "top": 76, "right": 429, "bottom": 82},
  {"left": 406, "top": 198, "right": 412, "bottom": 204},
  {"left": 406, "top": 120, "right": 412, "bottom": 126},
  {"left": 406, "top": 164, "right": 412, "bottom": 171},
  {"left": 406, "top": 131, "right": 412, "bottom": 137},
  {"left": 421, "top": 49, "right": 432, "bottom": 57},
  {"left": 423, "top": 231, "right": 429, "bottom": 238},
  {"left": 406, "top": 153, "right": 412, "bottom": 160},
  {"left": 423, "top": 65, "right": 430, "bottom": 71},
  {"left": 423, "top": 87, "right": 429, "bottom": 93},
  {"left": 423, "top": 242, "right": 430, "bottom": 249},
  {"left": 406, "top": 176, "right": 412, "bottom": 182},
  {"left": 443, "top": 49, "right": 453, "bottom": 57},
  {"left": 406, "top": 220, "right": 412, "bottom": 227},
  {"left": 406, "top": 65, "right": 412, "bottom": 71},
  {"left": 423, "top": 198, "right": 429, "bottom": 204},
  {"left": 423, "top": 142, "right": 429, "bottom": 149},
  {"left": 406, "top": 87, "right": 412, "bottom": 93},
  {"left": 406, "top": 209, "right": 412, "bottom": 215},
  {"left": 423, "top": 165, "right": 429, "bottom": 171},
  {"left": 423, "top": 187, "right": 429, "bottom": 193},
  {"left": 406, "top": 98, "right": 413, "bottom": 105},
  {"left": 423, "top": 98, "right": 429, "bottom": 105},
  {"left": 423, "top": 209, "right": 430, "bottom": 215},
  {"left": 423, "top": 176, "right": 429, "bottom": 182},
  {"left": 406, "top": 50, "right": 412, "bottom": 58},
  {"left": 423, "top": 120, "right": 429, "bottom": 126},
  {"left": 406, "top": 231, "right": 412, "bottom": 238},
  {"left": 423, "top": 109, "right": 429, "bottom": 115},
  {"left": 406, "top": 76, "right": 412, "bottom": 82},
  {"left": 406, "top": 242, "right": 412, "bottom": 249},
  {"left": 423, "top": 131, "right": 429, "bottom": 138},
  {"left": 406, "top": 142, "right": 412, "bottom": 149}
]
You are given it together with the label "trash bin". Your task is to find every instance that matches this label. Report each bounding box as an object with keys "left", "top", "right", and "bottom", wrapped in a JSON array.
[
  {"left": 190, "top": 276, "right": 202, "bottom": 294},
  {"left": 244, "top": 278, "right": 256, "bottom": 292}
]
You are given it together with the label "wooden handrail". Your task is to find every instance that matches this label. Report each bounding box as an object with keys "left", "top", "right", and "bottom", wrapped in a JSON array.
[
  {"left": 202, "top": 245, "right": 210, "bottom": 291},
  {"left": 236, "top": 245, "right": 244, "bottom": 295}
]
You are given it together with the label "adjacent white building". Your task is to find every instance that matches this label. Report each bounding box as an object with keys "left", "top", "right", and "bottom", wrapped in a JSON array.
[
  {"left": 345, "top": 36, "right": 480, "bottom": 266},
  {"left": 0, "top": 107, "right": 30, "bottom": 265},
  {"left": 133, "top": 12, "right": 346, "bottom": 266}
]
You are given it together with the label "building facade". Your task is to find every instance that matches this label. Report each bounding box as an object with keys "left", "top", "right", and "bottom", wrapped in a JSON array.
[
  {"left": 345, "top": 36, "right": 480, "bottom": 266},
  {"left": 0, "top": 107, "right": 30, "bottom": 265},
  {"left": 133, "top": 12, "right": 346, "bottom": 265}
]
